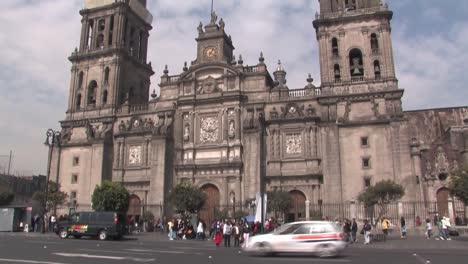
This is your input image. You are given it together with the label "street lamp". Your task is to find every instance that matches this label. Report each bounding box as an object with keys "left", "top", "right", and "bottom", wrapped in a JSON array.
[{"left": 43, "top": 129, "right": 61, "bottom": 233}]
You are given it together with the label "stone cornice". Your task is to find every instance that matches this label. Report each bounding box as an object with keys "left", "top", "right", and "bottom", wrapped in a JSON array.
[{"left": 60, "top": 116, "right": 115, "bottom": 127}]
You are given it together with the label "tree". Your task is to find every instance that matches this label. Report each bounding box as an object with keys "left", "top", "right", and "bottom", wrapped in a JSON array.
[
  {"left": 32, "top": 181, "right": 68, "bottom": 213},
  {"left": 92, "top": 181, "right": 130, "bottom": 213},
  {"left": 449, "top": 166, "right": 468, "bottom": 204},
  {"left": 0, "top": 192, "right": 14, "bottom": 206},
  {"left": 267, "top": 190, "right": 292, "bottom": 220},
  {"left": 358, "top": 180, "right": 405, "bottom": 224},
  {"left": 170, "top": 183, "right": 206, "bottom": 218}
]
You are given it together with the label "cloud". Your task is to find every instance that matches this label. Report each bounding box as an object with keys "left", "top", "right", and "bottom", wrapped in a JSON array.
[{"left": 0, "top": 0, "right": 466, "bottom": 175}]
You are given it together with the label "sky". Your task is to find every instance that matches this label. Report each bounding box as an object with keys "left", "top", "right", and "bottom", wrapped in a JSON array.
[{"left": 0, "top": 0, "right": 467, "bottom": 176}]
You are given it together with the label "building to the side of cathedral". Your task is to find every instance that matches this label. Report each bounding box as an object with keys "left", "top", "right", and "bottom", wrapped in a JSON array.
[{"left": 49, "top": 0, "right": 468, "bottom": 224}]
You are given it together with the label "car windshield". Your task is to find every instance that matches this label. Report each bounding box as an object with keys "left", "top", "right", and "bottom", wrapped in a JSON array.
[{"left": 273, "top": 223, "right": 302, "bottom": 235}]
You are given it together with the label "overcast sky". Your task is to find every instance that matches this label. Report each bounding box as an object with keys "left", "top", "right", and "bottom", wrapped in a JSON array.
[{"left": 0, "top": 0, "right": 467, "bottom": 176}]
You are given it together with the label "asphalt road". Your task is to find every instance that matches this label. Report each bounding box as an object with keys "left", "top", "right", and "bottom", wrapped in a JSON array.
[{"left": 0, "top": 232, "right": 467, "bottom": 264}]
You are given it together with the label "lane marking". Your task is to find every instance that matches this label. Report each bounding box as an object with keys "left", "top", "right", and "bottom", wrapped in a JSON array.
[
  {"left": 53, "top": 253, "right": 155, "bottom": 262},
  {"left": 127, "top": 248, "right": 185, "bottom": 254},
  {"left": 0, "top": 258, "right": 68, "bottom": 264},
  {"left": 413, "top": 253, "right": 431, "bottom": 264}
]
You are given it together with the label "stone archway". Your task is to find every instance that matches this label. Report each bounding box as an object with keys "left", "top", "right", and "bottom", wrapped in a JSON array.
[
  {"left": 128, "top": 195, "right": 142, "bottom": 222},
  {"left": 199, "top": 184, "right": 220, "bottom": 226},
  {"left": 436, "top": 187, "right": 450, "bottom": 217},
  {"left": 288, "top": 190, "right": 306, "bottom": 223}
]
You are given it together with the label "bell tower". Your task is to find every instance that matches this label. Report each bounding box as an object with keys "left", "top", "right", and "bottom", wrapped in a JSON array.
[
  {"left": 313, "top": 0, "right": 397, "bottom": 92},
  {"left": 67, "top": 0, "right": 154, "bottom": 117}
]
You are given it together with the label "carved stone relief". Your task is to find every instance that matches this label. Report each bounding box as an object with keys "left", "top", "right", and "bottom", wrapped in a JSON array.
[
  {"left": 200, "top": 117, "right": 219, "bottom": 143},
  {"left": 434, "top": 146, "right": 449, "bottom": 175},
  {"left": 286, "top": 134, "right": 302, "bottom": 155},
  {"left": 228, "top": 120, "right": 235, "bottom": 138},
  {"left": 129, "top": 146, "right": 142, "bottom": 165}
]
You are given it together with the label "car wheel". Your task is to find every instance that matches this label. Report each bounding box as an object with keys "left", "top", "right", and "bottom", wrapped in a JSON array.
[
  {"left": 98, "top": 230, "right": 108, "bottom": 241},
  {"left": 255, "top": 242, "right": 274, "bottom": 257},
  {"left": 317, "top": 244, "right": 338, "bottom": 258},
  {"left": 73, "top": 235, "right": 82, "bottom": 239},
  {"left": 59, "top": 229, "right": 68, "bottom": 239}
]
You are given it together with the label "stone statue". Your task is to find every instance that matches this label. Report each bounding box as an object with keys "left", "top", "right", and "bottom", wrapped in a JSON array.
[
  {"left": 197, "top": 22, "right": 203, "bottom": 33},
  {"left": 219, "top": 18, "right": 225, "bottom": 30},
  {"left": 210, "top": 11, "right": 218, "bottom": 24},
  {"left": 85, "top": 123, "right": 95, "bottom": 139},
  {"left": 228, "top": 120, "right": 235, "bottom": 138},
  {"left": 183, "top": 125, "right": 190, "bottom": 141}
]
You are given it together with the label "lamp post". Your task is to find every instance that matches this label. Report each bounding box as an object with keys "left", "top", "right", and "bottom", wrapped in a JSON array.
[
  {"left": 43, "top": 129, "right": 61, "bottom": 233},
  {"left": 258, "top": 113, "right": 266, "bottom": 233}
]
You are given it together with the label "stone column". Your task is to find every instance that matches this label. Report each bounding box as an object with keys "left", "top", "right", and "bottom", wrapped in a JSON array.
[
  {"left": 410, "top": 138, "right": 425, "bottom": 203},
  {"left": 448, "top": 198, "right": 455, "bottom": 225},
  {"left": 305, "top": 200, "right": 310, "bottom": 220},
  {"left": 398, "top": 201, "right": 403, "bottom": 219},
  {"left": 223, "top": 109, "right": 228, "bottom": 143}
]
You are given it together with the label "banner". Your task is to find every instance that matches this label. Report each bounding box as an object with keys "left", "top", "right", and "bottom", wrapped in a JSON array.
[{"left": 254, "top": 193, "right": 267, "bottom": 223}]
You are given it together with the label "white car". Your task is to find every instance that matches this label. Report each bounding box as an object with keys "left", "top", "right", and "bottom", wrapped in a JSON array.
[{"left": 244, "top": 221, "right": 346, "bottom": 257}]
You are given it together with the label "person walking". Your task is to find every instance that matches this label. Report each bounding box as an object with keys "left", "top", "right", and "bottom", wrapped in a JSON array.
[
  {"left": 233, "top": 223, "right": 240, "bottom": 247},
  {"left": 441, "top": 216, "right": 451, "bottom": 240},
  {"left": 223, "top": 221, "right": 233, "bottom": 247},
  {"left": 196, "top": 220, "right": 204, "bottom": 240},
  {"left": 425, "top": 218, "right": 432, "bottom": 239},
  {"left": 400, "top": 217, "right": 407, "bottom": 239},
  {"left": 362, "top": 219, "right": 372, "bottom": 245},
  {"left": 351, "top": 218, "right": 358, "bottom": 243},
  {"left": 242, "top": 221, "right": 251, "bottom": 247},
  {"left": 214, "top": 221, "right": 223, "bottom": 247},
  {"left": 381, "top": 217, "right": 390, "bottom": 241}
]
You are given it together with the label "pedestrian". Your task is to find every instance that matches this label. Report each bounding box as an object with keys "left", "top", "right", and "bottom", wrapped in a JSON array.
[
  {"left": 351, "top": 218, "right": 358, "bottom": 243},
  {"left": 50, "top": 215, "right": 56, "bottom": 233},
  {"left": 400, "top": 217, "right": 407, "bottom": 239},
  {"left": 362, "top": 219, "right": 372, "bottom": 245},
  {"left": 381, "top": 217, "right": 390, "bottom": 241},
  {"left": 233, "top": 223, "right": 240, "bottom": 247},
  {"left": 343, "top": 219, "right": 351, "bottom": 242},
  {"left": 223, "top": 220, "right": 232, "bottom": 247},
  {"left": 441, "top": 216, "right": 451, "bottom": 240},
  {"left": 168, "top": 219, "right": 174, "bottom": 240},
  {"left": 242, "top": 221, "right": 250, "bottom": 247},
  {"left": 425, "top": 218, "right": 432, "bottom": 239},
  {"left": 214, "top": 221, "right": 222, "bottom": 247},
  {"left": 196, "top": 220, "right": 204, "bottom": 240}
]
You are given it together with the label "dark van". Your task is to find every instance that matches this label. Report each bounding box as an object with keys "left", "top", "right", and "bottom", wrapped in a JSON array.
[{"left": 56, "top": 211, "right": 126, "bottom": 240}]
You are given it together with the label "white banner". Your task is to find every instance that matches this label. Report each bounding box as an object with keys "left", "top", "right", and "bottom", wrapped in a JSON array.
[{"left": 254, "top": 193, "right": 267, "bottom": 223}]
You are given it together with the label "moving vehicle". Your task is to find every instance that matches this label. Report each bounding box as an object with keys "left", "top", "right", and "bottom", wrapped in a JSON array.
[
  {"left": 56, "top": 211, "right": 127, "bottom": 240},
  {"left": 244, "top": 221, "right": 346, "bottom": 257}
]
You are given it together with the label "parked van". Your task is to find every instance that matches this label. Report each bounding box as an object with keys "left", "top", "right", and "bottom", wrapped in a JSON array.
[{"left": 56, "top": 211, "right": 127, "bottom": 240}]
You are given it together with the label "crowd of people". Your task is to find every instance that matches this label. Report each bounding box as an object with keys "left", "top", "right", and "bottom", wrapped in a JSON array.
[{"left": 161, "top": 217, "right": 279, "bottom": 247}]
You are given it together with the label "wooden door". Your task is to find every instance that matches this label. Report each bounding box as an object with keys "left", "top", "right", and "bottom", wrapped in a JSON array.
[
  {"left": 289, "top": 190, "right": 306, "bottom": 222},
  {"left": 436, "top": 188, "right": 450, "bottom": 217},
  {"left": 199, "top": 184, "right": 220, "bottom": 225}
]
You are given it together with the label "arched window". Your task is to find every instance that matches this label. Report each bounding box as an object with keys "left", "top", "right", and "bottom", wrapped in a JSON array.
[
  {"left": 87, "top": 81, "right": 97, "bottom": 106},
  {"left": 108, "top": 16, "right": 114, "bottom": 46},
  {"left": 334, "top": 64, "right": 341, "bottom": 81},
  {"left": 104, "top": 67, "right": 110, "bottom": 84},
  {"left": 138, "top": 32, "right": 143, "bottom": 59},
  {"left": 129, "top": 87, "right": 134, "bottom": 102},
  {"left": 371, "top": 33, "right": 379, "bottom": 51},
  {"left": 332, "top": 38, "right": 339, "bottom": 57},
  {"left": 374, "top": 60, "right": 381, "bottom": 79},
  {"left": 102, "top": 90, "right": 108, "bottom": 105},
  {"left": 78, "top": 71, "right": 84, "bottom": 89},
  {"left": 349, "top": 48, "right": 364, "bottom": 77},
  {"left": 76, "top": 93, "right": 82, "bottom": 109}
]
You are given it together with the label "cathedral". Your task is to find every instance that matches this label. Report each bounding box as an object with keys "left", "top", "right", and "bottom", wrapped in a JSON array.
[{"left": 50, "top": 0, "right": 468, "bottom": 223}]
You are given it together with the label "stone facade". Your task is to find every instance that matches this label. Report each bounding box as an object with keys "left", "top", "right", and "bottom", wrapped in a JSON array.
[{"left": 51, "top": 0, "right": 468, "bottom": 220}]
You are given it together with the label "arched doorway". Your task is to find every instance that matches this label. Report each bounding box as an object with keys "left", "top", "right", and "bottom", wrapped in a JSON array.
[
  {"left": 436, "top": 188, "right": 450, "bottom": 217},
  {"left": 128, "top": 195, "right": 142, "bottom": 223},
  {"left": 288, "top": 190, "right": 306, "bottom": 223},
  {"left": 199, "top": 184, "right": 220, "bottom": 226}
]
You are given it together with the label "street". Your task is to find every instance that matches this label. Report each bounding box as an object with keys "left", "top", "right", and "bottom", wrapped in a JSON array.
[{"left": 0, "top": 232, "right": 467, "bottom": 264}]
